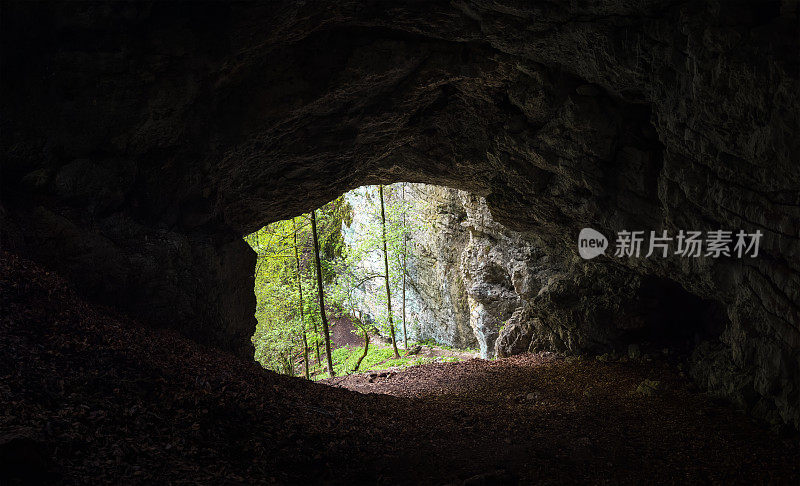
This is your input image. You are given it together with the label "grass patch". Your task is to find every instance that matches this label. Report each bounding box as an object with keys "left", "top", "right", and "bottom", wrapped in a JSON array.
[{"left": 312, "top": 345, "right": 467, "bottom": 380}]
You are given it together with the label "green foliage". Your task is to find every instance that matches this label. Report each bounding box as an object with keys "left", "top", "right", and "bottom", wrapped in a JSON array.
[
  {"left": 334, "top": 184, "right": 424, "bottom": 340},
  {"left": 245, "top": 184, "right": 456, "bottom": 376},
  {"left": 336, "top": 346, "right": 397, "bottom": 375},
  {"left": 245, "top": 196, "right": 350, "bottom": 374}
]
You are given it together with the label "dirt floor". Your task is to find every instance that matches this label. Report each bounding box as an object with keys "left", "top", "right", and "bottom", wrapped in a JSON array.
[{"left": 1, "top": 250, "right": 798, "bottom": 485}]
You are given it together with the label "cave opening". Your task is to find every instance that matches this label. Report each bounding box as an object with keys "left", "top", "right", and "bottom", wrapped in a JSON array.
[
  {"left": 617, "top": 275, "right": 730, "bottom": 357},
  {"left": 243, "top": 182, "right": 490, "bottom": 379},
  {"left": 243, "top": 180, "right": 733, "bottom": 381}
]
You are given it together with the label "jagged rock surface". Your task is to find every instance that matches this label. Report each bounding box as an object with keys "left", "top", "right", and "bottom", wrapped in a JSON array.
[
  {"left": 1, "top": 1, "right": 798, "bottom": 427},
  {"left": 403, "top": 186, "right": 476, "bottom": 348},
  {"left": 460, "top": 193, "right": 540, "bottom": 358}
]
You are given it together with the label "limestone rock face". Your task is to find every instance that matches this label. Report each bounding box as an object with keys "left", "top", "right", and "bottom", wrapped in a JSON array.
[
  {"left": 403, "top": 186, "right": 475, "bottom": 349},
  {"left": 456, "top": 192, "right": 682, "bottom": 360},
  {"left": 495, "top": 308, "right": 539, "bottom": 359},
  {"left": 1, "top": 2, "right": 798, "bottom": 427},
  {"left": 460, "top": 193, "right": 538, "bottom": 358}
]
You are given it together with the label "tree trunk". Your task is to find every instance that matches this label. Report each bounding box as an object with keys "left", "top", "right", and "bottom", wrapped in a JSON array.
[
  {"left": 292, "top": 218, "right": 310, "bottom": 380},
  {"left": 311, "top": 210, "right": 335, "bottom": 377},
  {"left": 312, "top": 321, "right": 321, "bottom": 368},
  {"left": 301, "top": 331, "right": 310, "bottom": 379},
  {"left": 380, "top": 185, "right": 401, "bottom": 358},
  {"left": 402, "top": 183, "right": 408, "bottom": 351}
]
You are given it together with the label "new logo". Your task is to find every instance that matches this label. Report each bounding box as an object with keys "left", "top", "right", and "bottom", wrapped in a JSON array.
[{"left": 578, "top": 228, "right": 608, "bottom": 260}]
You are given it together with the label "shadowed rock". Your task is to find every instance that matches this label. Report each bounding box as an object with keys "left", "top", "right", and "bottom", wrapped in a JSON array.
[{"left": 1, "top": 1, "right": 797, "bottom": 427}]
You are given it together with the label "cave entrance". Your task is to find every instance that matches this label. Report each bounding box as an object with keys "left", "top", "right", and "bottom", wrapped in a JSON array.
[
  {"left": 243, "top": 181, "right": 732, "bottom": 381},
  {"left": 243, "top": 182, "right": 486, "bottom": 380},
  {"left": 616, "top": 276, "right": 729, "bottom": 358}
]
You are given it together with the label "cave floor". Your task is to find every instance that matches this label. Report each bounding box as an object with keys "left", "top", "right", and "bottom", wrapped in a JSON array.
[{"left": 1, "top": 250, "right": 798, "bottom": 485}]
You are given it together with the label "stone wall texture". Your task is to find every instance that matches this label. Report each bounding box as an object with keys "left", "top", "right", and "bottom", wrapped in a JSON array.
[{"left": 1, "top": 1, "right": 798, "bottom": 427}]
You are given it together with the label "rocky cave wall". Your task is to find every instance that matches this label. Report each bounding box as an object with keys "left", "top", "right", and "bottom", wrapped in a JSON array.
[
  {"left": 1, "top": 2, "right": 798, "bottom": 427},
  {"left": 380, "top": 185, "right": 716, "bottom": 363},
  {"left": 405, "top": 186, "right": 476, "bottom": 349},
  {"left": 343, "top": 183, "right": 545, "bottom": 358}
]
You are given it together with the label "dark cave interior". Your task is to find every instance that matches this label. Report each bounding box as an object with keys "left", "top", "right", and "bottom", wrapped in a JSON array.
[
  {"left": 621, "top": 276, "right": 730, "bottom": 350},
  {"left": 1, "top": 0, "right": 799, "bottom": 484}
]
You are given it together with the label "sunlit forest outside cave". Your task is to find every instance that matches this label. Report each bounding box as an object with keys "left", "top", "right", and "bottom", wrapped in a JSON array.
[{"left": 245, "top": 183, "right": 478, "bottom": 379}]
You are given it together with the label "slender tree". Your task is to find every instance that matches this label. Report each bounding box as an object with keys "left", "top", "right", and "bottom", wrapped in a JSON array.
[
  {"left": 380, "top": 185, "right": 401, "bottom": 358},
  {"left": 292, "top": 217, "right": 310, "bottom": 379},
  {"left": 401, "top": 183, "right": 408, "bottom": 351},
  {"left": 246, "top": 197, "right": 349, "bottom": 375},
  {"left": 311, "top": 310, "right": 321, "bottom": 366},
  {"left": 311, "top": 210, "right": 335, "bottom": 376}
]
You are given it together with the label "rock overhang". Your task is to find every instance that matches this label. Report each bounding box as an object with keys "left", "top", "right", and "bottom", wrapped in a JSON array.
[{"left": 1, "top": 0, "right": 797, "bottom": 427}]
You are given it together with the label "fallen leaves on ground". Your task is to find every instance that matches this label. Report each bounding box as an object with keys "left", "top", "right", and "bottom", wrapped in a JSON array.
[{"left": 1, "top": 250, "right": 797, "bottom": 485}]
